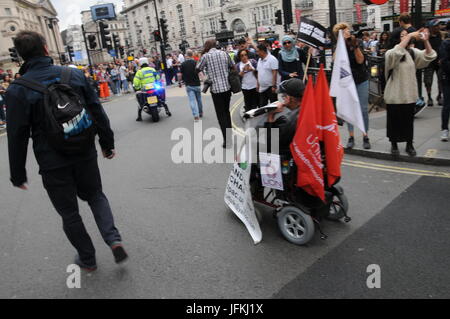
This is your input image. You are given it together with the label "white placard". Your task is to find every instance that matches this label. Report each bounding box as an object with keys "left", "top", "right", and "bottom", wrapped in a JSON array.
[
  {"left": 259, "top": 152, "right": 284, "bottom": 191},
  {"left": 224, "top": 163, "right": 262, "bottom": 245}
]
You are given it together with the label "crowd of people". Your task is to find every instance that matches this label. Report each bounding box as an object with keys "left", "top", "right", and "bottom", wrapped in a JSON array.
[
  {"left": 1, "top": 14, "right": 450, "bottom": 272},
  {"left": 0, "top": 69, "right": 20, "bottom": 128}
]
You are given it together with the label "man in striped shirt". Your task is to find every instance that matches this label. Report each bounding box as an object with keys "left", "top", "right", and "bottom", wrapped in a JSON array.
[{"left": 197, "top": 39, "right": 235, "bottom": 148}]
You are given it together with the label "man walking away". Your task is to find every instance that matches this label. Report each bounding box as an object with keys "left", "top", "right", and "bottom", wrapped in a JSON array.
[
  {"left": 440, "top": 22, "right": 450, "bottom": 142},
  {"left": 6, "top": 31, "right": 128, "bottom": 271},
  {"left": 181, "top": 50, "right": 204, "bottom": 122},
  {"left": 256, "top": 44, "right": 279, "bottom": 107},
  {"left": 197, "top": 39, "right": 234, "bottom": 148}
]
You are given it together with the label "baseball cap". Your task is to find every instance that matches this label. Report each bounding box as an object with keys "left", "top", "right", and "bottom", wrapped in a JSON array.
[{"left": 278, "top": 78, "right": 305, "bottom": 98}]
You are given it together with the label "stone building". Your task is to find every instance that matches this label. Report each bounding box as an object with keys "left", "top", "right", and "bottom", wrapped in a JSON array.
[
  {"left": 121, "top": 0, "right": 203, "bottom": 56},
  {"left": 80, "top": 9, "right": 128, "bottom": 65},
  {"left": 0, "top": 0, "right": 64, "bottom": 70}
]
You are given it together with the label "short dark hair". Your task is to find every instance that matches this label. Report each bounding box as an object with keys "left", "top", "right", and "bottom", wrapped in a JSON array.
[
  {"left": 237, "top": 49, "right": 249, "bottom": 62},
  {"left": 399, "top": 13, "right": 412, "bottom": 25},
  {"left": 256, "top": 44, "right": 267, "bottom": 53},
  {"left": 13, "top": 31, "right": 47, "bottom": 61},
  {"left": 238, "top": 38, "right": 247, "bottom": 45}
]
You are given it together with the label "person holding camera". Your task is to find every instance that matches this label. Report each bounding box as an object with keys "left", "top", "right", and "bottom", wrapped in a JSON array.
[
  {"left": 333, "top": 23, "right": 371, "bottom": 150},
  {"left": 384, "top": 28, "right": 437, "bottom": 156}
]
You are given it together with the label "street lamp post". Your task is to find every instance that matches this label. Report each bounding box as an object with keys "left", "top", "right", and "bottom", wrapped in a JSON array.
[{"left": 328, "top": 0, "right": 337, "bottom": 29}]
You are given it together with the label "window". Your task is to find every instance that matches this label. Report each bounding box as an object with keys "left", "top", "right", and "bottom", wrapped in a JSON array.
[
  {"left": 5, "top": 8, "right": 12, "bottom": 15},
  {"left": 177, "top": 4, "right": 186, "bottom": 36}
]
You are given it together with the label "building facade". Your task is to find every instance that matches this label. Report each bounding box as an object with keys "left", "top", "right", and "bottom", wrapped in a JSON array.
[
  {"left": 80, "top": 9, "right": 128, "bottom": 65},
  {"left": 0, "top": 0, "right": 64, "bottom": 70},
  {"left": 297, "top": 0, "right": 438, "bottom": 32},
  {"left": 121, "top": 0, "right": 204, "bottom": 56},
  {"left": 64, "top": 24, "right": 88, "bottom": 65}
]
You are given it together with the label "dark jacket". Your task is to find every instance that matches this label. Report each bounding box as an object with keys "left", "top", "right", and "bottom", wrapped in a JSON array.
[
  {"left": 277, "top": 48, "right": 309, "bottom": 82},
  {"left": 264, "top": 108, "right": 300, "bottom": 153},
  {"left": 441, "top": 39, "right": 450, "bottom": 79},
  {"left": 5, "top": 56, "right": 114, "bottom": 186}
]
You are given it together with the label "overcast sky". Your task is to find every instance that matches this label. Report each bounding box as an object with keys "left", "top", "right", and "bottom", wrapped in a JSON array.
[{"left": 53, "top": 0, "right": 124, "bottom": 31}]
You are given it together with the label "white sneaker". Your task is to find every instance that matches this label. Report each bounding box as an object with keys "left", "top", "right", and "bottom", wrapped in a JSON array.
[{"left": 441, "top": 130, "right": 449, "bottom": 142}]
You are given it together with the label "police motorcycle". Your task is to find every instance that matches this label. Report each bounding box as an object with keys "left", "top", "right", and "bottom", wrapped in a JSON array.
[
  {"left": 138, "top": 81, "right": 172, "bottom": 122},
  {"left": 135, "top": 58, "right": 172, "bottom": 122}
]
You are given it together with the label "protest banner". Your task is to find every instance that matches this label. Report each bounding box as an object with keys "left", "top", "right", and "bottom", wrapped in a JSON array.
[{"left": 224, "top": 159, "right": 262, "bottom": 244}]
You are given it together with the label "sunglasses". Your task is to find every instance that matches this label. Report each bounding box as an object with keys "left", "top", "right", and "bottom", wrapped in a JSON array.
[
  {"left": 283, "top": 41, "right": 292, "bottom": 45},
  {"left": 240, "top": 53, "right": 248, "bottom": 57}
]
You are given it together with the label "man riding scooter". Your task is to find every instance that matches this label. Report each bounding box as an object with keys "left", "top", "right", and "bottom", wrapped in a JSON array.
[{"left": 134, "top": 57, "right": 160, "bottom": 121}]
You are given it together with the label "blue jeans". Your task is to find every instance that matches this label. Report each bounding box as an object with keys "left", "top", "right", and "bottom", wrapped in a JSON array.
[
  {"left": 348, "top": 80, "right": 369, "bottom": 134},
  {"left": 121, "top": 79, "right": 129, "bottom": 92},
  {"left": 186, "top": 86, "right": 204, "bottom": 117},
  {"left": 113, "top": 80, "right": 121, "bottom": 94}
]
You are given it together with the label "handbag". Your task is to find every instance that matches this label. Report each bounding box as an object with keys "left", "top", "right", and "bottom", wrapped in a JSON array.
[
  {"left": 202, "top": 76, "right": 213, "bottom": 93},
  {"left": 228, "top": 68, "right": 242, "bottom": 94}
]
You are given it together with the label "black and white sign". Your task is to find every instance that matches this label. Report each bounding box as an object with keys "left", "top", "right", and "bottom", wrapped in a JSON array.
[{"left": 297, "top": 17, "right": 327, "bottom": 49}]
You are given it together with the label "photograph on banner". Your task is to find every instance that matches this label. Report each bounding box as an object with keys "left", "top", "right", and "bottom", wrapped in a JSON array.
[
  {"left": 297, "top": 17, "right": 328, "bottom": 49},
  {"left": 259, "top": 152, "right": 284, "bottom": 191}
]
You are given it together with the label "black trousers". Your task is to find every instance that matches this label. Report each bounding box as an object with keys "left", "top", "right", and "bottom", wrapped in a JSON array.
[
  {"left": 259, "top": 87, "right": 278, "bottom": 107},
  {"left": 242, "top": 88, "right": 259, "bottom": 112},
  {"left": 386, "top": 103, "right": 415, "bottom": 143},
  {"left": 41, "top": 157, "right": 122, "bottom": 266},
  {"left": 211, "top": 90, "right": 232, "bottom": 143}
]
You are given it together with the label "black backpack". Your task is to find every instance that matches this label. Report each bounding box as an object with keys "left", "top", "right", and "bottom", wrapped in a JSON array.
[{"left": 14, "top": 67, "right": 96, "bottom": 155}]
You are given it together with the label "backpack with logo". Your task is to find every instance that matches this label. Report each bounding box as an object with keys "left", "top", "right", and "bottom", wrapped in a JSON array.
[{"left": 13, "top": 67, "right": 96, "bottom": 155}]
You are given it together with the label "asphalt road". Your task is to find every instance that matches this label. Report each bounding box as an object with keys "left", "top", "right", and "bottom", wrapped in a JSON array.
[{"left": 0, "top": 87, "right": 449, "bottom": 299}]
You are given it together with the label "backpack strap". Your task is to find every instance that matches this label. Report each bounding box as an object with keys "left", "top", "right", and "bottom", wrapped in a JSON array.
[
  {"left": 13, "top": 78, "right": 48, "bottom": 94},
  {"left": 60, "top": 67, "right": 72, "bottom": 85}
]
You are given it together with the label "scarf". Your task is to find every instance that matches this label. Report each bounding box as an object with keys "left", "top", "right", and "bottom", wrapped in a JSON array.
[{"left": 280, "top": 36, "right": 299, "bottom": 63}]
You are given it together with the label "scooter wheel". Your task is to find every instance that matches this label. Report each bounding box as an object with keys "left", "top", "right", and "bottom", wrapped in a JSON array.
[
  {"left": 326, "top": 193, "right": 349, "bottom": 221},
  {"left": 277, "top": 206, "right": 314, "bottom": 246}
]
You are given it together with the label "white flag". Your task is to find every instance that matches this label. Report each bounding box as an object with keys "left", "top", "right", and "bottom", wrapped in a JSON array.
[{"left": 330, "top": 30, "right": 366, "bottom": 134}]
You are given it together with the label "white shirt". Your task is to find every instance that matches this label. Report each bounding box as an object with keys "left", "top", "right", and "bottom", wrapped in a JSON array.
[
  {"left": 239, "top": 61, "right": 257, "bottom": 90},
  {"left": 178, "top": 54, "right": 185, "bottom": 64},
  {"left": 166, "top": 58, "right": 173, "bottom": 69},
  {"left": 119, "top": 65, "right": 127, "bottom": 81},
  {"left": 257, "top": 53, "right": 279, "bottom": 93}
]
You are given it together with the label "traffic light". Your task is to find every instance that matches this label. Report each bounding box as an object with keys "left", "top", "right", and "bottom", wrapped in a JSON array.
[
  {"left": 153, "top": 30, "right": 162, "bottom": 42},
  {"left": 88, "top": 35, "right": 97, "bottom": 50},
  {"left": 282, "top": 0, "right": 293, "bottom": 25},
  {"left": 67, "top": 46, "right": 75, "bottom": 61},
  {"left": 119, "top": 46, "right": 125, "bottom": 58},
  {"left": 9, "top": 47, "right": 20, "bottom": 63},
  {"left": 61, "top": 54, "right": 67, "bottom": 64},
  {"left": 99, "top": 21, "right": 112, "bottom": 50},
  {"left": 112, "top": 34, "right": 120, "bottom": 49},
  {"left": 160, "top": 18, "right": 169, "bottom": 42},
  {"left": 275, "top": 10, "right": 283, "bottom": 25}
]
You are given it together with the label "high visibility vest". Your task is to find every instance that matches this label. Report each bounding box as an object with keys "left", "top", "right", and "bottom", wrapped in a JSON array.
[{"left": 133, "top": 67, "right": 160, "bottom": 90}]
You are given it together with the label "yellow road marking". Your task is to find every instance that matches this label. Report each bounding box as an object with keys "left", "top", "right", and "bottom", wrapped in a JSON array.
[
  {"left": 230, "top": 96, "right": 245, "bottom": 137},
  {"left": 343, "top": 162, "right": 450, "bottom": 179},
  {"left": 344, "top": 160, "right": 450, "bottom": 176}
]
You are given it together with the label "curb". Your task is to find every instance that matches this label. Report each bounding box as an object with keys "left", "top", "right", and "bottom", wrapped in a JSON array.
[{"left": 345, "top": 148, "right": 450, "bottom": 167}]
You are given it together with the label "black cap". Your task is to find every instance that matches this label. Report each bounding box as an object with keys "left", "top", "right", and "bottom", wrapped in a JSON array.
[{"left": 278, "top": 78, "right": 305, "bottom": 98}]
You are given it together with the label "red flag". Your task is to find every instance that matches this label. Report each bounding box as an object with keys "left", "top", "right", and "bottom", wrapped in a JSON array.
[
  {"left": 290, "top": 76, "right": 325, "bottom": 201},
  {"left": 315, "top": 65, "right": 344, "bottom": 187}
]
